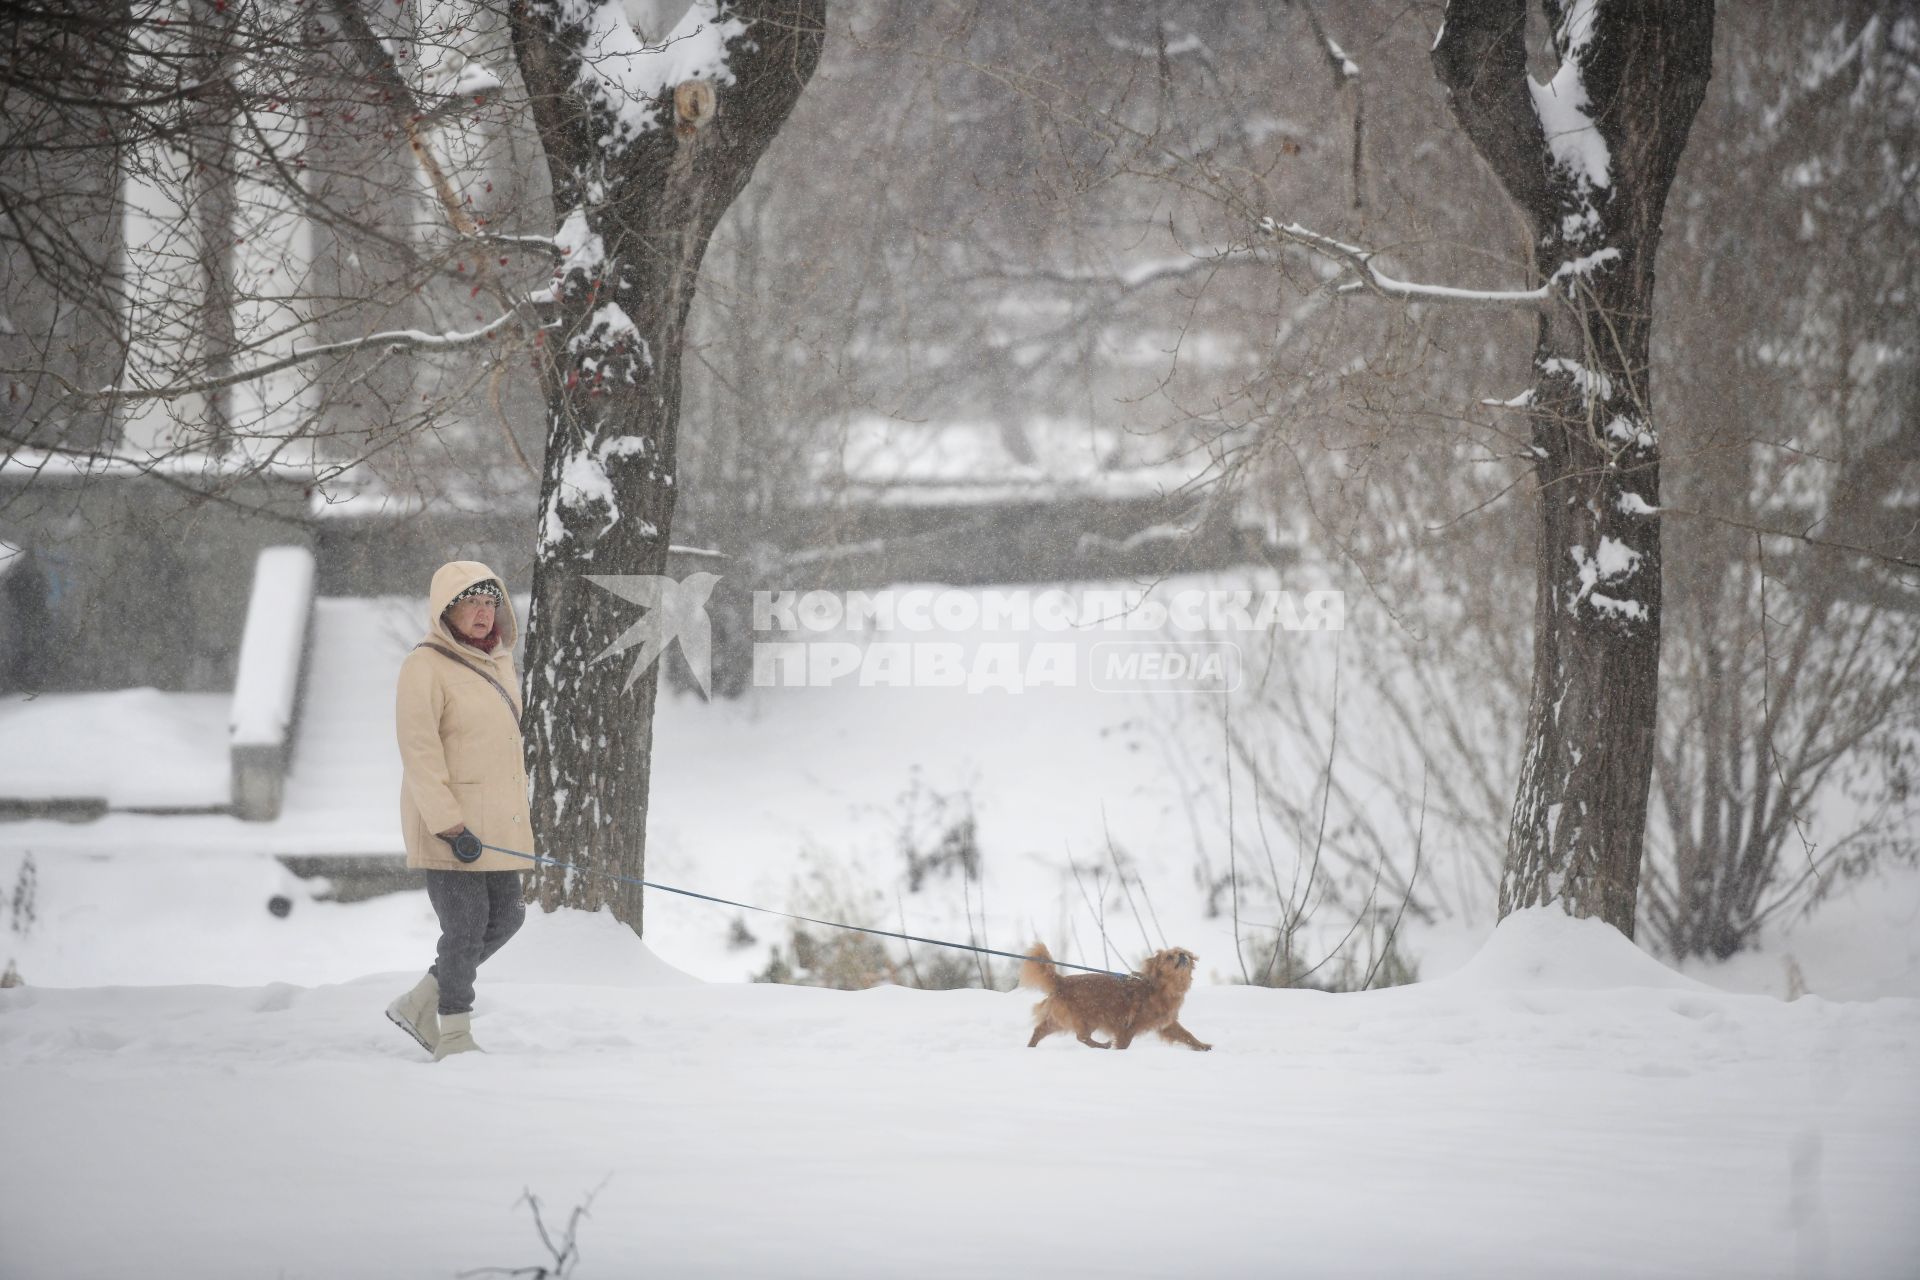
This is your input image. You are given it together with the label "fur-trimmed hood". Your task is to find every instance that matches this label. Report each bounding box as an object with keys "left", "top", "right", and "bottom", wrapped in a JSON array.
[{"left": 424, "top": 560, "right": 518, "bottom": 655}]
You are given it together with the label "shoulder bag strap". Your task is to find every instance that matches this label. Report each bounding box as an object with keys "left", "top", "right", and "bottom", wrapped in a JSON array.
[{"left": 414, "top": 640, "right": 522, "bottom": 725}]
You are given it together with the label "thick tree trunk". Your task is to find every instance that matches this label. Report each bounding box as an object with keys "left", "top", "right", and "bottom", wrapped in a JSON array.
[
  {"left": 1433, "top": 0, "right": 1713, "bottom": 935},
  {"left": 509, "top": 1, "right": 826, "bottom": 931}
]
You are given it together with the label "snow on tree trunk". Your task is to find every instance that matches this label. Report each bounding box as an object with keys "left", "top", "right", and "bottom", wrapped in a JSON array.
[
  {"left": 1433, "top": 0, "right": 1714, "bottom": 936},
  {"left": 508, "top": 0, "right": 825, "bottom": 932}
]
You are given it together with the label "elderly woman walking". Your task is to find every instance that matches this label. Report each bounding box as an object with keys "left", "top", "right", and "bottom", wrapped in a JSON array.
[{"left": 385, "top": 560, "right": 532, "bottom": 1060}]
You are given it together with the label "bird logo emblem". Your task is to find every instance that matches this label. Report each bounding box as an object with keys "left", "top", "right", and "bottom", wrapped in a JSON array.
[{"left": 585, "top": 572, "right": 722, "bottom": 697}]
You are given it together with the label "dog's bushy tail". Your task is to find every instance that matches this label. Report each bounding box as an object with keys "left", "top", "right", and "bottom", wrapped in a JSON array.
[{"left": 1019, "top": 943, "right": 1059, "bottom": 994}]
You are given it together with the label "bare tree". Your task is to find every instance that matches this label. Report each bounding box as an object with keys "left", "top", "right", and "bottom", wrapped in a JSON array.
[
  {"left": 969, "top": 0, "right": 1712, "bottom": 939},
  {"left": 2, "top": 2, "right": 829, "bottom": 937},
  {"left": 1429, "top": 0, "right": 1714, "bottom": 936},
  {"left": 511, "top": 0, "right": 826, "bottom": 928},
  {"left": 1646, "top": 0, "right": 1920, "bottom": 957},
  {"left": 3, "top": 0, "right": 549, "bottom": 486}
]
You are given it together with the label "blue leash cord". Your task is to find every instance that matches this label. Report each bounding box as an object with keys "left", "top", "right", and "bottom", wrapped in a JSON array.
[{"left": 475, "top": 840, "right": 1134, "bottom": 980}]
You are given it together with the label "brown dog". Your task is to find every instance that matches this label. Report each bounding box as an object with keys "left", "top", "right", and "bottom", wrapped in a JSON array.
[{"left": 1021, "top": 943, "right": 1212, "bottom": 1051}]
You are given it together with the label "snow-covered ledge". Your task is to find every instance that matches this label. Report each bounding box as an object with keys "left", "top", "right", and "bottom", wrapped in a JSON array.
[{"left": 229, "top": 546, "right": 317, "bottom": 822}]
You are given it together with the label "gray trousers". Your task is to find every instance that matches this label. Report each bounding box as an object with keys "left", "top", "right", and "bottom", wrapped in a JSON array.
[{"left": 425, "top": 870, "right": 525, "bottom": 1015}]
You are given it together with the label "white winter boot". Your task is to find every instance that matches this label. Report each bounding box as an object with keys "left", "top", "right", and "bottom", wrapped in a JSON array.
[
  {"left": 385, "top": 972, "right": 439, "bottom": 1053},
  {"left": 433, "top": 1011, "right": 482, "bottom": 1061}
]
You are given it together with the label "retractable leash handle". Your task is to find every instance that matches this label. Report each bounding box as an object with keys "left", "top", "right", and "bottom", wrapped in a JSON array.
[
  {"left": 439, "top": 829, "right": 484, "bottom": 863},
  {"left": 474, "top": 839, "right": 1136, "bottom": 979}
]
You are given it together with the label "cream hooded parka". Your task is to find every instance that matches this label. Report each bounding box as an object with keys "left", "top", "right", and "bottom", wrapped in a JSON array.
[{"left": 395, "top": 560, "right": 535, "bottom": 873}]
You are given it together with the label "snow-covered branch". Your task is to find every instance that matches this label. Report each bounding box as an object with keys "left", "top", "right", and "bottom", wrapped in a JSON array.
[
  {"left": 1256, "top": 217, "right": 1551, "bottom": 310},
  {"left": 19, "top": 306, "right": 541, "bottom": 409}
]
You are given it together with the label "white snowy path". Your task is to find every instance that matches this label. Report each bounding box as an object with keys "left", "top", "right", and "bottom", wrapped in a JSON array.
[{"left": 1, "top": 912, "right": 1915, "bottom": 1279}]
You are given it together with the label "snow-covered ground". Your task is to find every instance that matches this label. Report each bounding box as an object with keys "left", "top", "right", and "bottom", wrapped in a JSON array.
[
  {"left": 2, "top": 577, "right": 1917, "bottom": 1275},
  {"left": 0, "top": 688, "right": 230, "bottom": 809},
  {"left": 1, "top": 907, "right": 1915, "bottom": 1278}
]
